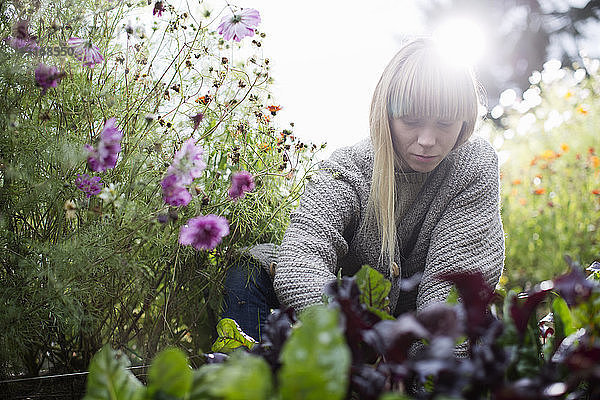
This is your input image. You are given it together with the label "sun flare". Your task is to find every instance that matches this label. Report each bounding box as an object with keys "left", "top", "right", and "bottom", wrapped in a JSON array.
[{"left": 432, "top": 17, "right": 487, "bottom": 67}]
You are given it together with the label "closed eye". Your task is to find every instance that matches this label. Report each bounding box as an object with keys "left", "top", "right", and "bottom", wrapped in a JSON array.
[
  {"left": 437, "top": 120, "right": 456, "bottom": 128},
  {"left": 401, "top": 117, "right": 424, "bottom": 127}
]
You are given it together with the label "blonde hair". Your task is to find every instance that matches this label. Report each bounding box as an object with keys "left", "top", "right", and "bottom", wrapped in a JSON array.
[{"left": 358, "top": 37, "right": 484, "bottom": 277}]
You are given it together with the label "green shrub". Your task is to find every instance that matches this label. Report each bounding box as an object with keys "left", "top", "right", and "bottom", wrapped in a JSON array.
[{"left": 0, "top": 0, "right": 323, "bottom": 377}]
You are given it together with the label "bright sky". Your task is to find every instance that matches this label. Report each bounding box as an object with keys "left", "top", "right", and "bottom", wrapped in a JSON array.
[
  {"left": 220, "top": 0, "right": 425, "bottom": 159},
  {"left": 132, "top": 0, "right": 600, "bottom": 161}
]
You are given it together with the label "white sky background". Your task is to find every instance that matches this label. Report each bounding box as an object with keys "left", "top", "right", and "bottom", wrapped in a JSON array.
[
  {"left": 210, "top": 0, "right": 425, "bottom": 160},
  {"left": 134, "top": 0, "right": 599, "bottom": 161}
]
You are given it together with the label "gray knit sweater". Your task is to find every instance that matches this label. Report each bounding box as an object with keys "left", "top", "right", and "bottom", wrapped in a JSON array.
[{"left": 240, "top": 135, "right": 505, "bottom": 317}]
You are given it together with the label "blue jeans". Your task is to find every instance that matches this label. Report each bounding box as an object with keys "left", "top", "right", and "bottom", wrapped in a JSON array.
[{"left": 220, "top": 255, "right": 280, "bottom": 342}]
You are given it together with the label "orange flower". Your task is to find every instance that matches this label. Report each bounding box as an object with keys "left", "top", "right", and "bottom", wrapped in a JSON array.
[
  {"left": 267, "top": 105, "right": 282, "bottom": 115},
  {"left": 576, "top": 105, "right": 589, "bottom": 115},
  {"left": 541, "top": 150, "right": 557, "bottom": 160},
  {"left": 534, "top": 188, "right": 546, "bottom": 195},
  {"left": 535, "top": 174, "right": 542, "bottom": 179},
  {"left": 519, "top": 198, "right": 527, "bottom": 205},
  {"left": 258, "top": 142, "right": 271, "bottom": 152},
  {"left": 512, "top": 179, "right": 522, "bottom": 185},
  {"left": 530, "top": 157, "right": 538, "bottom": 166},
  {"left": 196, "top": 95, "right": 211, "bottom": 105},
  {"left": 592, "top": 189, "right": 600, "bottom": 195},
  {"left": 589, "top": 147, "right": 595, "bottom": 155},
  {"left": 560, "top": 143, "right": 570, "bottom": 152},
  {"left": 591, "top": 156, "right": 600, "bottom": 168}
]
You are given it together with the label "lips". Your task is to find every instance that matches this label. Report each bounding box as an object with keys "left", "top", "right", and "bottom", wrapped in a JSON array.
[{"left": 413, "top": 154, "right": 437, "bottom": 162}]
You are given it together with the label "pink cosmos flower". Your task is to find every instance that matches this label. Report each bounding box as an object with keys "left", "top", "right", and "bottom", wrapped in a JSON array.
[
  {"left": 166, "top": 138, "right": 207, "bottom": 186},
  {"left": 75, "top": 174, "right": 103, "bottom": 197},
  {"left": 161, "top": 174, "right": 192, "bottom": 206},
  {"left": 3, "top": 20, "right": 39, "bottom": 51},
  {"left": 34, "top": 63, "right": 64, "bottom": 94},
  {"left": 217, "top": 8, "right": 261, "bottom": 42},
  {"left": 85, "top": 117, "right": 123, "bottom": 172},
  {"left": 179, "top": 214, "right": 230, "bottom": 251},
  {"left": 228, "top": 171, "right": 255, "bottom": 200},
  {"left": 67, "top": 37, "right": 104, "bottom": 68}
]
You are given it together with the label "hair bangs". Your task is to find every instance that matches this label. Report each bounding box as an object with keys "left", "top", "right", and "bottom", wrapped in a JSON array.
[{"left": 387, "top": 48, "right": 477, "bottom": 123}]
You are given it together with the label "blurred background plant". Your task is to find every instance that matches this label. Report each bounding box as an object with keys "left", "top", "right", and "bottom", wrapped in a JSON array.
[
  {"left": 486, "top": 56, "right": 600, "bottom": 290},
  {"left": 0, "top": 0, "right": 324, "bottom": 378}
]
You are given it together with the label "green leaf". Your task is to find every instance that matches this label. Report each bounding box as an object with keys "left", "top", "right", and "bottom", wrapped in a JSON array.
[
  {"left": 354, "top": 265, "right": 391, "bottom": 312},
  {"left": 211, "top": 318, "right": 258, "bottom": 352},
  {"left": 189, "top": 364, "right": 221, "bottom": 400},
  {"left": 365, "top": 305, "right": 395, "bottom": 320},
  {"left": 446, "top": 286, "right": 459, "bottom": 305},
  {"left": 147, "top": 348, "right": 193, "bottom": 399},
  {"left": 190, "top": 351, "right": 273, "bottom": 400},
  {"left": 218, "top": 153, "right": 227, "bottom": 171},
  {"left": 552, "top": 295, "right": 575, "bottom": 339},
  {"left": 278, "top": 305, "right": 351, "bottom": 400},
  {"left": 83, "top": 346, "right": 145, "bottom": 400}
]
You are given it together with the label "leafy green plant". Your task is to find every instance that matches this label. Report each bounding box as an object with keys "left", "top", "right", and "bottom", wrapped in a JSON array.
[{"left": 85, "top": 260, "right": 600, "bottom": 399}]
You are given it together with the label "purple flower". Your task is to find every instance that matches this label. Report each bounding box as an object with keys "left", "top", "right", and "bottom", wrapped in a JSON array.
[
  {"left": 153, "top": 1, "right": 165, "bottom": 17},
  {"left": 3, "top": 20, "right": 39, "bottom": 51},
  {"left": 161, "top": 174, "right": 192, "bottom": 206},
  {"left": 228, "top": 171, "right": 255, "bottom": 200},
  {"left": 75, "top": 174, "right": 103, "bottom": 197},
  {"left": 85, "top": 117, "right": 123, "bottom": 172},
  {"left": 34, "top": 63, "right": 64, "bottom": 94},
  {"left": 166, "top": 138, "right": 206, "bottom": 186},
  {"left": 179, "top": 214, "right": 230, "bottom": 251},
  {"left": 191, "top": 112, "right": 204, "bottom": 131},
  {"left": 67, "top": 37, "right": 104, "bottom": 68},
  {"left": 217, "top": 8, "right": 261, "bottom": 42}
]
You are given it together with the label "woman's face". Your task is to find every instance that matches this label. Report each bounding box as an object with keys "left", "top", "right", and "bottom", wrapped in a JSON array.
[{"left": 390, "top": 117, "right": 463, "bottom": 173}]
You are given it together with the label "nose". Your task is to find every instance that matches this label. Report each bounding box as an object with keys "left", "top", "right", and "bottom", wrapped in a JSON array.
[{"left": 416, "top": 123, "right": 436, "bottom": 148}]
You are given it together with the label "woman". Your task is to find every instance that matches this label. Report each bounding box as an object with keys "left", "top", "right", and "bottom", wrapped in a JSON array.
[{"left": 221, "top": 37, "right": 505, "bottom": 343}]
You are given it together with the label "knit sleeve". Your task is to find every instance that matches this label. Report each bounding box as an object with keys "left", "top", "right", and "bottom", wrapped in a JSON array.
[
  {"left": 273, "top": 164, "right": 361, "bottom": 314},
  {"left": 416, "top": 148, "right": 505, "bottom": 312}
]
